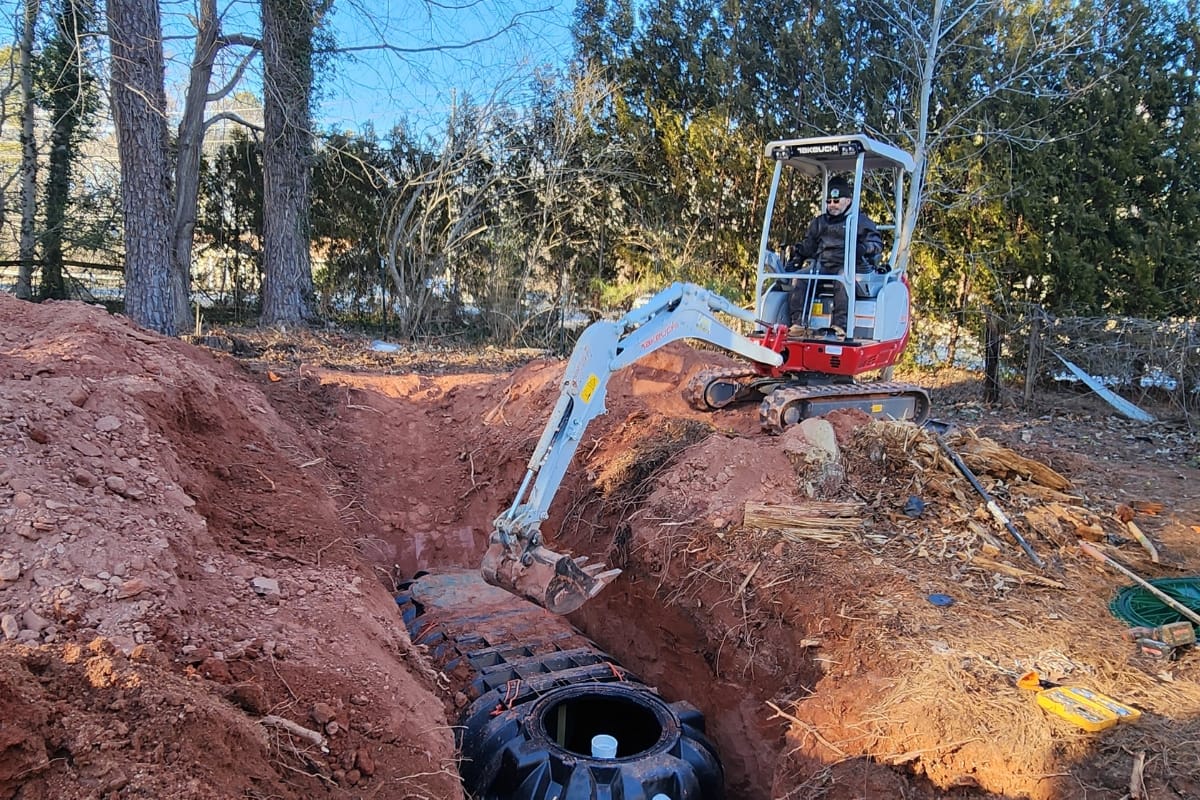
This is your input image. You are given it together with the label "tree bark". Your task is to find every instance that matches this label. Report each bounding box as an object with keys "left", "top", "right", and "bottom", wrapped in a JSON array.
[
  {"left": 260, "top": 0, "right": 316, "bottom": 325},
  {"left": 39, "top": 105, "right": 71, "bottom": 300},
  {"left": 16, "top": 0, "right": 39, "bottom": 301},
  {"left": 171, "top": 0, "right": 219, "bottom": 331},
  {"left": 108, "top": 0, "right": 177, "bottom": 334},
  {"left": 171, "top": 2, "right": 261, "bottom": 331},
  {"left": 40, "top": 0, "right": 97, "bottom": 302}
]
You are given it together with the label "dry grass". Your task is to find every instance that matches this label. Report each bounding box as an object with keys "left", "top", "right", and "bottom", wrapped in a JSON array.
[{"left": 622, "top": 414, "right": 1200, "bottom": 796}]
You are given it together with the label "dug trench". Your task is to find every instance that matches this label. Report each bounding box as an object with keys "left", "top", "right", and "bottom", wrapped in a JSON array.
[
  {"left": 3, "top": 296, "right": 1200, "bottom": 799},
  {"left": 270, "top": 347, "right": 828, "bottom": 798},
  {"left": 254, "top": 333, "right": 1200, "bottom": 799}
]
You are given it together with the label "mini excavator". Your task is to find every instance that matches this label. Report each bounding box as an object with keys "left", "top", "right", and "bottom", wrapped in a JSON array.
[{"left": 483, "top": 135, "right": 931, "bottom": 613}]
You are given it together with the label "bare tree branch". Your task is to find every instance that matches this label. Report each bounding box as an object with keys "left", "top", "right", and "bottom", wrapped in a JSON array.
[
  {"left": 206, "top": 42, "right": 259, "bottom": 102},
  {"left": 202, "top": 109, "right": 263, "bottom": 132},
  {"left": 325, "top": 6, "right": 551, "bottom": 55}
]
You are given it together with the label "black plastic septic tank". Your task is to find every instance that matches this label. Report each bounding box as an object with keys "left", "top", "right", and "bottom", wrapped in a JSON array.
[{"left": 395, "top": 570, "right": 724, "bottom": 800}]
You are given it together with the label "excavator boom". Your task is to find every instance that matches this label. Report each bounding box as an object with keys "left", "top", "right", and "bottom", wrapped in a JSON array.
[
  {"left": 483, "top": 283, "right": 783, "bottom": 613},
  {"left": 483, "top": 133, "right": 933, "bottom": 612}
]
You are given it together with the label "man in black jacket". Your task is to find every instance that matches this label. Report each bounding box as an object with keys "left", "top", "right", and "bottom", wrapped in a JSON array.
[{"left": 785, "top": 176, "right": 883, "bottom": 338}]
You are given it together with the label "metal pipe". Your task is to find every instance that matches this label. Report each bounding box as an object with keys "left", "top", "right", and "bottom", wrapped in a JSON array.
[{"left": 930, "top": 430, "right": 1045, "bottom": 569}]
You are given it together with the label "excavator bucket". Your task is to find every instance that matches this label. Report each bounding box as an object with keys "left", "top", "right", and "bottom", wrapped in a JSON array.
[{"left": 481, "top": 542, "right": 621, "bottom": 615}]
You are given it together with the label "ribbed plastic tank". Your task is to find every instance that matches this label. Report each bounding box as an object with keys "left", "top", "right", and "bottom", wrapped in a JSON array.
[{"left": 395, "top": 570, "right": 724, "bottom": 800}]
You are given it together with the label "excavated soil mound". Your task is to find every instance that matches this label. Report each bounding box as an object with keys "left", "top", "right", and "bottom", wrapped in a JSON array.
[
  {"left": 0, "top": 297, "right": 460, "bottom": 799},
  {"left": 3, "top": 294, "right": 1200, "bottom": 799}
]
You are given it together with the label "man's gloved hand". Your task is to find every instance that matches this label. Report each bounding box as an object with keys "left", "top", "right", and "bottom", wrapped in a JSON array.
[
  {"left": 874, "top": 264, "right": 889, "bottom": 274},
  {"left": 784, "top": 247, "right": 809, "bottom": 273},
  {"left": 857, "top": 241, "right": 882, "bottom": 258}
]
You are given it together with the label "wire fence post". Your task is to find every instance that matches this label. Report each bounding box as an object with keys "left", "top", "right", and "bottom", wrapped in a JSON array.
[
  {"left": 1023, "top": 311, "right": 1043, "bottom": 409},
  {"left": 984, "top": 313, "right": 1002, "bottom": 404}
]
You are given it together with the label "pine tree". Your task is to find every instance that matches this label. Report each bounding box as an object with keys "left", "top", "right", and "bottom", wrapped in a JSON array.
[{"left": 108, "top": 0, "right": 176, "bottom": 333}]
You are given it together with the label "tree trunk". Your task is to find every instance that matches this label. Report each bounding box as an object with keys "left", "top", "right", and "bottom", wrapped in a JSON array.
[
  {"left": 16, "top": 0, "right": 39, "bottom": 301},
  {"left": 108, "top": 0, "right": 177, "bottom": 334},
  {"left": 39, "top": 114, "right": 71, "bottom": 300},
  {"left": 39, "top": 0, "right": 96, "bottom": 302},
  {"left": 894, "top": 0, "right": 943, "bottom": 277},
  {"left": 171, "top": 0, "right": 220, "bottom": 332},
  {"left": 260, "top": 0, "right": 316, "bottom": 325}
]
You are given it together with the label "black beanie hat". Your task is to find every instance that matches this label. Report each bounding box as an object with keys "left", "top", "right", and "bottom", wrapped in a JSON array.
[{"left": 827, "top": 177, "right": 852, "bottom": 200}]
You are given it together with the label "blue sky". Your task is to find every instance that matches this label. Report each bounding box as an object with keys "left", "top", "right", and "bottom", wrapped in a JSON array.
[
  {"left": 1, "top": 0, "right": 575, "bottom": 139},
  {"left": 317, "top": 2, "right": 577, "bottom": 137}
]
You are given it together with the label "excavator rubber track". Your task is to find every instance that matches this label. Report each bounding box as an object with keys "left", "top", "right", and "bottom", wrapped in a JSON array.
[
  {"left": 684, "top": 366, "right": 762, "bottom": 410},
  {"left": 759, "top": 380, "right": 931, "bottom": 432}
]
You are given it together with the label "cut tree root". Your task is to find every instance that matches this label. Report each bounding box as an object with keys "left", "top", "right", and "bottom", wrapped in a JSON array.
[{"left": 260, "top": 714, "right": 329, "bottom": 751}]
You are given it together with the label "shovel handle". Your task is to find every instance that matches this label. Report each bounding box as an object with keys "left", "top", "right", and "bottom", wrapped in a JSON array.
[
  {"left": 932, "top": 433, "right": 1043, "bottom": 569},
  {"left": 1080, "top": 542, "right": 1200, "bottom": 628},
  {"left": 1078, "top": 541, "right": 1109, "bottom": 564}
]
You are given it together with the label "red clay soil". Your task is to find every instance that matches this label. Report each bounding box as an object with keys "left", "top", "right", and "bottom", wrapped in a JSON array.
[{"left": 2, "top": 294, "right": 1200, "bottom": 800}]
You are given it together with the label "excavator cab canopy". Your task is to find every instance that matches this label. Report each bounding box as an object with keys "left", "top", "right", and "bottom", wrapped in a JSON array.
[
  {"left": 753, "top": 133, "right": 916, "bottom": 326},
  {"left": 764, "top": 134, "right": 915, "bottom": 175}
]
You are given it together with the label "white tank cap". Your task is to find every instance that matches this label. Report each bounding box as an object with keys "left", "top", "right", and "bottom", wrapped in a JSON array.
[
  {"left": 590, "top": 734, "right": 618, "bottom": 759},
  {"left": 651, "top": 795, "right": 672, "bottom": 800}
]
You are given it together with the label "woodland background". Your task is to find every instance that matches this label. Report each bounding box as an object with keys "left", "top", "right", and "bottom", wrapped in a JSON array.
[{"left": 0, "top": 0, "right": 1197, "bottom": 392}]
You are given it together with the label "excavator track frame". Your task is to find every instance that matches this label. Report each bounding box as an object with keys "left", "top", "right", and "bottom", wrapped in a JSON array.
[
  {"left": 686, "top": 363, "right": 929, "bottom": 432},
  {"left": 759, "top": 380, "right": 931, "bottom": 433}
]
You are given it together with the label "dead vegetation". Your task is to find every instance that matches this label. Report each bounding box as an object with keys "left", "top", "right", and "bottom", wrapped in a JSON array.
[{"left": 583, "top": 408, "right": 1200, "bottom": 798}]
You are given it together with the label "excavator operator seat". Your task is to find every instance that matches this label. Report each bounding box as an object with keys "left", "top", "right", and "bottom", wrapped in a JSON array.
[
  {"left": 855, "top": 270, "right": 887, "bottom": 299},
  {"left": 758, "top": 281, "right": 790, "bottom": 330}
]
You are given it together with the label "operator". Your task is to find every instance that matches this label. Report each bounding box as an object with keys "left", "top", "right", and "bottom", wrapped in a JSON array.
[{"left": 784, "top": 176, "right": 883, "bottom": 338}]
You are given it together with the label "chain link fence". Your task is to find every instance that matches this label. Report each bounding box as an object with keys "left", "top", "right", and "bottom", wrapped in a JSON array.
[{"left": 995, "top": 306, "right": 1199, "bottom": 425}]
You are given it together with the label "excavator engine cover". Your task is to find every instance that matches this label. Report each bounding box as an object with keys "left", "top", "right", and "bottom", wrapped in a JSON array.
[{"left": 395, "top": 570, "right": 724, "bottom": 800}]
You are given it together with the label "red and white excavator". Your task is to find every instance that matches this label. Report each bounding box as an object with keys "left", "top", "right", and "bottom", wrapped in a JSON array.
[
  {"left": 483, "top": 134, "right": 931, "bottom": 613},
  {"left": 687, "top": 133, "right": 930, "bottom": 430}
]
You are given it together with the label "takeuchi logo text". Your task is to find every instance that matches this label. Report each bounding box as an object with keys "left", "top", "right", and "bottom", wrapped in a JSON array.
[{"left": 641, "top": 321, "right": 680, "bottom": 349}]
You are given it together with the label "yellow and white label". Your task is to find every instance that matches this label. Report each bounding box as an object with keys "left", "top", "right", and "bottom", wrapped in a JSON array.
[{"left": 580, "top": 374, "right": 600, "bottom": 403}]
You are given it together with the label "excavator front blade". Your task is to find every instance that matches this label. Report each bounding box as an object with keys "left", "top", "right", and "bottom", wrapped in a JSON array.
[{"left": 481, "top": 542, "right": 621, "bottom": 614}]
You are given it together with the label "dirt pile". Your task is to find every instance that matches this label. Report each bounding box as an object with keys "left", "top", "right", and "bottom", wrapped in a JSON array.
[
  {"left": 0, "top": 295, "right": 460, "bottom": 799},
  {"left": 3, "top": 294, "right": 1200, "bottom": 799}
]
